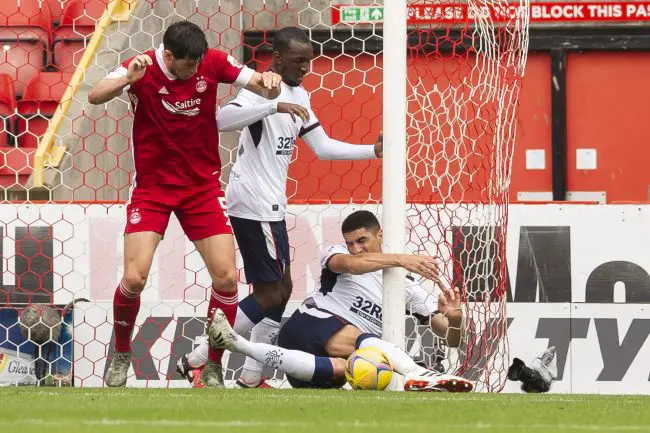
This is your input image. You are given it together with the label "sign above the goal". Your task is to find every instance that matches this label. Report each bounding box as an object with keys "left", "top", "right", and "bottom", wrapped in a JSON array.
[{"left": 332, "top": 3, "right": 650, "bottom": 24}]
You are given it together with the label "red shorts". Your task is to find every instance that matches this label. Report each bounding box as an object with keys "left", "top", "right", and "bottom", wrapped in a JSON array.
[{"left": 125, "top": 182, "right": 232, "bottom": 241}]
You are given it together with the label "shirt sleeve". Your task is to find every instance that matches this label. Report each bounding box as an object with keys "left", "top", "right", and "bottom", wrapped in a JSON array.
[
  {"left": 209, "top": 49, "right": 254, "bottom": 87},
  {"left": 105, "top": 61, "right": 130, "bottom": 91},
  {"left": 406, "top": 277, "right": 438, "bottom": 317},
  {"left": 320, "top": 244, "right": 349, "bottom": 271},
  {"left": 298, "top": 107, "right": 321, "bottom": 137},
  {"left": 216, "top": 90, "right": 276, "bottom": 131}
]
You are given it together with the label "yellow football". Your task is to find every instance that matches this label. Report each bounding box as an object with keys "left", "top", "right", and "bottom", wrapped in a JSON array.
[{"left": 345, "top": 347, "right": 394, "bottom": 391}]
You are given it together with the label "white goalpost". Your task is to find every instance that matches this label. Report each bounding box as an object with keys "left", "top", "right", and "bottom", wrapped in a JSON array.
[{"left": 382, "top": 0, "right": 408, "bottom": 363}]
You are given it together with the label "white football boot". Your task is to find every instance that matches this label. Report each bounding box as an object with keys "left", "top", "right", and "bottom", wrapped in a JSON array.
[
  {"left": 208, "top": 308, "right": 239, "bottom": 352},
  {"left": 404, "top": 370, "right": 474, "bottom": 392}
]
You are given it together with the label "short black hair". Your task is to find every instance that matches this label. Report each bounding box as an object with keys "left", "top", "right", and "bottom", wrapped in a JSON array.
[
  {"left": 341, "top": 210, "right": 381, "bottom": 234},
  {"left": 163, "top": 21, "right": 208, "bottom": 60},
  {"left": 272, "top": 26, "right": 311, "bottom": 54}
]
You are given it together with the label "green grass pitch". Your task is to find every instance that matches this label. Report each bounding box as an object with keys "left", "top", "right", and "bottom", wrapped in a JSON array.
[{"left": 1, "top": 388, "right": 649, "bottom": 433}]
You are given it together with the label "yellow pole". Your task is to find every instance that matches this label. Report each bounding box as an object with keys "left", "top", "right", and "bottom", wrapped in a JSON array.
[{"left": 33, "top": 0, "right": 136, "bottom": 188}]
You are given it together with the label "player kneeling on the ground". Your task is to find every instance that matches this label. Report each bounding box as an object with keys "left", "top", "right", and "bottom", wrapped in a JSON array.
[{"left": 208, "top": 211, "right": 473, "bottom": 392}]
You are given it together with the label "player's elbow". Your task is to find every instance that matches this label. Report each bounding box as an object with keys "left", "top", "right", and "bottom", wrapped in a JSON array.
[
  {"left": 341, "top": 261, "right": 365, "bottom": 275},
  {"left": 327, "top": 256, "right": 356, "bottom": 275},
  {"left": 215, "top": 110, "right": 238, "bottom": 132},
  {"left": 215, "top": 119, "right": 237, "bottom": 132},
  {"left": 313, "top": 149, "right": 334, "bottom": 161},
  {"left": 87, "top": 90, "right": 100, "bottom": 105},
  {"left": 87, "top": 88, "right": 105, "bottom": 105}
]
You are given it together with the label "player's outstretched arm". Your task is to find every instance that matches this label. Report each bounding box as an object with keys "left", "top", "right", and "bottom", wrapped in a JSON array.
[
  {"left": 328, "top": 252, "right": 440, "bottom": 280},
  {"left": 430, "top": 286, "right": 464, "bottom": 347},
  {"left": 244, "top": 71, "right": 282, "bottom": 100},
  {"left": 217, "top": 101, "right": 310, "bottom": 132},
  {"left": 88, "top": 54, "right": 152, "bottom": 105},
  {"left": 303, "top": 126, "right": 382, "bottom": 160}
]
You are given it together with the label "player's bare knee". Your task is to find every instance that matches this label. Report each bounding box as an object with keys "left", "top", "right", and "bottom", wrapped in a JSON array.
[
  {"left": 252, "top": 281, "right": 285, "bottom": 309},
  {"left": 211, "top": 269, "right": 237, "bottom": 293},
  {"left": 121, "top": 272, "right": 147, "bottom": 294},
  {"left": 265, "top": 283, "right": 285, "bottom": 308}
]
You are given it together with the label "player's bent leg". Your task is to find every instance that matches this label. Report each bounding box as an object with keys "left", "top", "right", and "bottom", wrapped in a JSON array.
[
  {"left": 324, "top": 324, "right": 362, "bottom": 358},
  {"left": 209, "top": 309, "right": 343, "bottom": 387},
  {"left": 354, "top": 333, "right": 473, "bottom": 393},
  {"left": 238, "top": 277, "right": 290, "bottom": 388},
  {"left": 193, "top": 233, "right": 238, "bottom": 388},
  {"left": 106, "top": 231, "right": 162, "bottom": 388},
  {"left": 354, "top": 333, "right": 428, "bottom": 377}
]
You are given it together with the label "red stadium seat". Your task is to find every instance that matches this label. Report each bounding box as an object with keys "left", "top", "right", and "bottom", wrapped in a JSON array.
[
  {"left": 0, "top": 0, "right": 52, "bottom": 96},
  {"left": 47, "top": 0, "right": 67, "bottom": 25},
  {"left": 0, "top": 73, "right": 16, "bottom": 146},
  {"left": 16, "top": 71, "right": 71, "bottom": 147},
  {"left": 58, "top": 0, "right": 106, "bottom": 28},
  {"left": 53, "top": 0, "right": 106, "bottom": 72},
  {"left": 0, "top": 0, "right": 52, "bottom": 39}
]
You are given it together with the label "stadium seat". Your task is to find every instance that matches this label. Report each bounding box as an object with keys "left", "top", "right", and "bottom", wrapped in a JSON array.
[
  {"left": 0, "top": 0, "right": 52, "bottom": 96},
  {"left": 53, "top": 0, "right": 106, "bottom": 72},
  {"left": 16, "top": 71, "right": 71, "bottom": 147},
  {"left": 0, "top": 73, "right": 16, "bottom": 146},
  {"left": 47, "top": 0, "right": 67, "bottom": 25}
]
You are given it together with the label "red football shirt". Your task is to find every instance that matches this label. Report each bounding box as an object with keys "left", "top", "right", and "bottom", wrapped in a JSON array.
[{"left": 110, "top": 46, "right": 252, "bottom": 188}]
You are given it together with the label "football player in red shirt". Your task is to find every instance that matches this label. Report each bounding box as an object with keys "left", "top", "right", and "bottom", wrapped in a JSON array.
[{"left": 88, "top": 21, "right": 282, "bottom": 388}]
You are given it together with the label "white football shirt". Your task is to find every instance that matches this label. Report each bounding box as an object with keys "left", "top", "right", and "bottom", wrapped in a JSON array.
[
  {"left": 310, "top": 245, "right": 438, "bottom": 336},
  {"left": 226, "top": 82, "right": 319, "bottom": 221}
]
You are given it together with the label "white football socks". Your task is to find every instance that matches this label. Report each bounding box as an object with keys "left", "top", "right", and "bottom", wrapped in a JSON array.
[
  {"left": 358, "top": 336, "right": 428, "bottom": 376},
  {"left": 187, "top": 339, "right": 209, "bottom": 368},
  {"left": 239, "top": 317, "right": 281, "bottom": 385},
  {"left": 232, "top": 333, "right": 317, "bottom": 382}
]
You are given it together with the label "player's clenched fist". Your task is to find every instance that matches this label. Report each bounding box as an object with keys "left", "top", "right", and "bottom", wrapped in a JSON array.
[
  {"left": 261, "top": 71, "right": 282, "bottom": 89},
  {"left": 260, "top": 71, "right": 282, "bottom": 99},
  {"left": 127, "top": 54, "right": 153, "bottom": 84}
]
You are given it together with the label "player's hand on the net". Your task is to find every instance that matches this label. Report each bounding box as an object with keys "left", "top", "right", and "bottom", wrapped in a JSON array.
[
  {"left": 277, "top": 102, "right": 310, "bottom": 123},
  {"left": 437, "top": 285, "right": 463, "bottom": 320},
  {"left": 375, "top": 132, "right": 383, "bottom": 158},
  {"left": 126, "top": 54, "right": 152, "bottom": 84},
  {"left": 401, "top": 254, "right": 440, "bottom": 281}
]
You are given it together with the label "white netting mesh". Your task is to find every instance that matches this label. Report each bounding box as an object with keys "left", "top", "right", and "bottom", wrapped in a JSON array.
[
  {"left": 0, "top": 0, "right": 528, "bottom": 391},
  {"left": 404, "top": 0, "right": 529, "bottom": 391}
]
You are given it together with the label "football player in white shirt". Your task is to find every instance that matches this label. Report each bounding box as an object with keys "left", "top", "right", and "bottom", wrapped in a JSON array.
[
  {"left": 207, "top": 210, "right": 473, "bottom": 391},
  {"left": 176, "top": 27, "right": 383, "bottom": 388}
]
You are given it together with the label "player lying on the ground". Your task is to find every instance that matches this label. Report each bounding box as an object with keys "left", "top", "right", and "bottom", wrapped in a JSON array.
[
  {"left": 208, "top": 210, "right": 473, "bottom": 391},
  {"left": 177, "top": 27, "right": 382, "bottom": 388},
  {"left": 207, "top": 305, "right": 470, "bottom": 392},
  {"left": 88, "top": 21, "right": 282, "bottom": 388}
]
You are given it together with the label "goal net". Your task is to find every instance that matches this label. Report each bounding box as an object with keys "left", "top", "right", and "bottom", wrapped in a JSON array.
[{"left": 0, "top": 0, "right": 528, "bottom": 391}]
